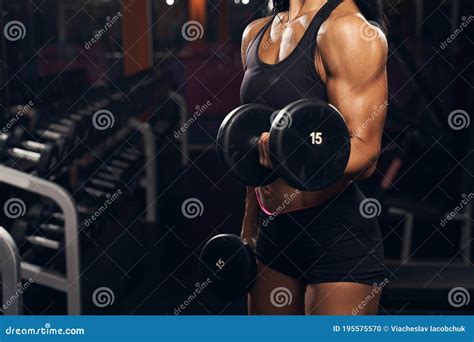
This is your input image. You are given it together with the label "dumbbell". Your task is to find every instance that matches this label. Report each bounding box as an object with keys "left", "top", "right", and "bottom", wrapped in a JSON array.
[
  {"left": 216, "top": 99, "right": 351, "bottom": 191},
  {"left": 11, "top": 202, "right": 99, "bottom": 253},
  {"left": 0, "top": 133, "right": 59, "bottom": 177},
  {"left": 34, "top": 119, "right": 84, "bottom": 157},
  {"left": 10, "top": 204, "right": 64, "bottom": 251},
  {"left": 199, "top": 234, "right": 257, "bottom": 300},
  {"left": 17, "top": 111, "right": 80, "bottom": 161}
]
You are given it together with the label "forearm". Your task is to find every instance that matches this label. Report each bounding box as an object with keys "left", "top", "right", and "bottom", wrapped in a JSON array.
[
  {"left": 241, "top": 187, "right": 260, "bottom": 240},
  {"left": 343, "top": 136, "right": 380, "bottom": 181}
]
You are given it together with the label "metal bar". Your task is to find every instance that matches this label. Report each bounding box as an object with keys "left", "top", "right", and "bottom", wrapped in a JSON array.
[
  {"left": 0, "top": 166, "right": 81, "bottom": 315},
  {"left": 169, "top": 92, "right": 189, "bottom": 166},
  {"left": 128, "top": 118, "right": 158, "bottom": 224},
  {"left": 401, "top": 213, "right": 415, "bottom": 264},
  {"left": 21, "top": 263, "right": 68, "bottom": 292},
  {"left": 0, "top": 227, "right": 22, "bottom": 315}
]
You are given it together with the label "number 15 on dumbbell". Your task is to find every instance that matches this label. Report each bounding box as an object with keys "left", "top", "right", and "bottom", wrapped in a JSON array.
[{"left": 217, "top": 99, "right": 351, "bottom": 191}]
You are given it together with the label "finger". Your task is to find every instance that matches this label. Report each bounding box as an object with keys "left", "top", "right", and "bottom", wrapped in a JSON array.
[
  {"left": 263, "top": 134, "right": 271, "bottom": 168},
  {"left": 258, "top": 136, "right": 265, "bottom": 166}
]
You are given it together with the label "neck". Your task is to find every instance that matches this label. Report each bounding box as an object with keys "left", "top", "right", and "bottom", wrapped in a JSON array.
[{"left": 288, "top": 0, "right": 328, "bottom": 19}]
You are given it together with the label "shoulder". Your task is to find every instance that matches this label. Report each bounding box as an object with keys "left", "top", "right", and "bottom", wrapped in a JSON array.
[
  {"left": 241, "top": 16, "right": 273, "bottom": 62},
  {"left": 317, "top": 8, "right": 388, "bottom": 74}
]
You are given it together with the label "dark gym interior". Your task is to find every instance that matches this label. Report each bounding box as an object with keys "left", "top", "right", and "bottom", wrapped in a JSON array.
[{"left": 0, "top": 0, "right": 472, "bottom": 315}]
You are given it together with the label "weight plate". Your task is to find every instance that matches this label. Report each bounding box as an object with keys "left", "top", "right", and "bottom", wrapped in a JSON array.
[
  {"left": 217, "top": 104, "right": 278, "bottom": 187},
  {"left": 269, "top": 99, "right": 351, "bottom": 191},
  {"left": 199, "top": 234, "right": 257, "bottom": 300}
]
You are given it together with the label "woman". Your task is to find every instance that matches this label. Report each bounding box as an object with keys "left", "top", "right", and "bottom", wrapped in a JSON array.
[{"left": 240, "top": 0, "right": 388, "bottom": 315}]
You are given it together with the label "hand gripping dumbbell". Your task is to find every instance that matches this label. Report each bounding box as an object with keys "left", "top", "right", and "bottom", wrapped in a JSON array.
[
  {"left": 216, "top": 99, "right": 351, "bottom": 191},
  {"left": 199, "top": 234, "right": 257, "bottom": 301}
]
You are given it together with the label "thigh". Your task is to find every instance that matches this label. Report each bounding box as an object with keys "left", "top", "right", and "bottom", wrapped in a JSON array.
[
  {"left": 248, "top": 261, "right": 306, "bottom": 315},
  {"left": 305, "top": 282, "right": 381, "bottom": 315}
]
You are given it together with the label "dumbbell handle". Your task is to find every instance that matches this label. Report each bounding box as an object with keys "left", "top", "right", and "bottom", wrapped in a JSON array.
[
  {"left": 26, "top": 235, "right": 61, "bottom": 250},
  {"left": 37, "top": 129, "right": 62, "bottom": 140},
  {"left": 21, "top": 140, "right": 48, "bottom": 152},
  {"left": 10, "top": 147, "right": 41, "bottom": 163}
]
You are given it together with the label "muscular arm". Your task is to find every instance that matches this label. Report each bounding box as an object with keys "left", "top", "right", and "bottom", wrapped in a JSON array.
[
  {"left": 318, "top": 15, "right": 388, "bottom": 180},
  {"left": 240, "top": 18, "right": 271, "bottom": 244}
]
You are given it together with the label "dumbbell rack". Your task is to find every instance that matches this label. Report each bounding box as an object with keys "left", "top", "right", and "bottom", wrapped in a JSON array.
[
  {"left": 0, "top": 226, "right": 22, "bottom": 315},
  {"left": 0, "top": 119, "right": 158, "bottom": 315},
  {"left": 0, "top": 165, "right": 81, "bottom": 314}
]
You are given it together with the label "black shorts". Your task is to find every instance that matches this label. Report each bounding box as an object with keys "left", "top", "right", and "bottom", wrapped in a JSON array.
[{"left": 255, "top": 183, "right": 386, "bottom": 286}]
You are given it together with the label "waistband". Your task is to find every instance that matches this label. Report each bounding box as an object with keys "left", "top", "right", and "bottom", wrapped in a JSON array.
[{"left": 258, "top": 182, "right": 365, "bottom": 226}]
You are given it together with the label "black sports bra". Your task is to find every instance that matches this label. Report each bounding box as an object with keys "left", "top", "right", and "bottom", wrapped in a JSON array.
[{"left": 240, "top": 0, "right": 343, "bottom": 109}]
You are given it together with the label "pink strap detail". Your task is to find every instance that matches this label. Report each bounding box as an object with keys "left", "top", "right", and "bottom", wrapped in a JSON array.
[
  {"left": 254, "top": 189, "right": 320, "bottom": 216},
  {"left": 255, "top": 189, "right": 274, "bottom": 216}
]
